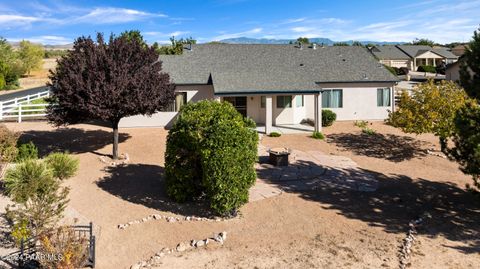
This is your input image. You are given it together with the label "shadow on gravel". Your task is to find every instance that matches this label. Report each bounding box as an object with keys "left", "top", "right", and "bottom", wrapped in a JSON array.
[
  {"left": 19, "top": 128, "right": 131, "bottom": 157},
  {"left": 288, "top": 165, "right": 480, "bottom": 254},
  {"left": 327, "top": 133, "right": 430, "bottom": 162},
  {"left": 96, "top": 164, "right": 213, "bottom": 217}
]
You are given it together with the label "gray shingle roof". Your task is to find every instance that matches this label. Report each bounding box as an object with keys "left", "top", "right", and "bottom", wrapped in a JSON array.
[
  {"left": 431, "top": 47, "right": 458, "bottom": 59},
  {"left": 370, "top": 46, "right": 410, "bottom": 60},
  {"left": 396, "top": 45, "right": 433, "bottom": 58},
  {"left": 159, "top": 44, "right": 398, "bottom": 94}
]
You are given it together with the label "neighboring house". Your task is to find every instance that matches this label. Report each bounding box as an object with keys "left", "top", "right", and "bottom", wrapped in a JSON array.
[
  {"left": 370, "top": 45, "right": 458, "bottom": 71},
  {"left": 451, "top": 44, "right": 468, "bottom": 57},
  {"left": 446, "top": 56, "right": 475, "bottom": 82},
  {"left": 120, "top": 44, "right": 398, "bottom": 133}
]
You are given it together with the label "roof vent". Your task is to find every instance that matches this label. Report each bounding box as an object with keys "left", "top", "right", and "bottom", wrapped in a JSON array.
[
  {"left": 363, "top": 74, "right": 369, "bottom": 80},
  {"left": 188, "top": 43, "right": 192, "bottom": 51},
  {"left": 300, "top": 43, "right": 303, "bottom": 50},
  {"left": 312, "top": 43, "right": 317, "bottom": 50}
]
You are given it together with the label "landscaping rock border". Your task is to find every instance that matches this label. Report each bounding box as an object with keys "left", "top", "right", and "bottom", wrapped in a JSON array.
[
  {"left": 398, "top": 213, "right": 430, "bottom": 269},
  {"left": 118, "top": 214, "right": 233, "bottom": 229},
  {"left": 99, "top": 153, "right": 130, "bottom": 166},
  {"left": 130, "top": 231, "right": 227, "bottom": 269}
]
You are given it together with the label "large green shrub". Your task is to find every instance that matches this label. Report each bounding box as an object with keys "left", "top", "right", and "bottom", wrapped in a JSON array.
[
  {"left": 165, "top": 100, "right": 258, "bottom": 216},
  {"left": 418, "top": 65, "right": 436, "bottom": 73},
  {"left": 322, "top": 109, "right": 337, "bottom": 127}
]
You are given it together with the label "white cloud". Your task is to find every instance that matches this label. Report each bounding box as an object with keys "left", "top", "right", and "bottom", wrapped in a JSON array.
[
  {"left": 7, "top": 35, "right": 72, "bottom": 45},
  {"left": 74, "top": 7, "right": 166, "bottom": 24},
  {"left": 213, "top": 28, "right": 262, "bottom": 40},
  {"left": 291, "top": 27, "right": 315, "bottom": 33}
]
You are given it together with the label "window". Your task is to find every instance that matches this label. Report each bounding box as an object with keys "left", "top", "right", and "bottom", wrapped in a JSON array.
[
  {"left": 377, "top": 88, "right": 391, "bottom": 107},
  {"left": 276, "top": 96, "right": 292, "bottom": 108},
  {"left": 175, "top": 92, "right": 187, "bottom": 112},
  {"left": 261, "top": 96, "right": 266, "bottom": 108},
  {"left": 322, "top": 89, "right": 343, "bottom": 108},
  {"left": 296, "top": 95, "right": 304, "bottom": 107}
]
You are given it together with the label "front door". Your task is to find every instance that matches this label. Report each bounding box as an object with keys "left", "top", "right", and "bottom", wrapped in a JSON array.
[{"left": 224, "top": 97, "right": 247, "bottom": 117}]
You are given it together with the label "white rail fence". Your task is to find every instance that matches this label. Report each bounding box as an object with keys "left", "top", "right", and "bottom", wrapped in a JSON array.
[{"left": 0, "top": 90, "right": 50, "bottom": 122}]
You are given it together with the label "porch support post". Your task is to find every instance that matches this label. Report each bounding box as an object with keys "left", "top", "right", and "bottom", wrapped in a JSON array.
[
  {"left": 314, "top": 93, "right": 322, "bottom": 132},
  {"left": 265, "top": 96, "right": 273, "bottom": 134}
]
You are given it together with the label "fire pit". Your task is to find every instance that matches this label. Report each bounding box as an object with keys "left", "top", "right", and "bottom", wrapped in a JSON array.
[{"left": 268, "top": 147, "right": 291, "bottom": 166}]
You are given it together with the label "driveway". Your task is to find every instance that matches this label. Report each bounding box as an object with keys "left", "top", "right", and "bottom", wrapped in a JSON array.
[{"left": 0, "top": 86, "right": 49, "bottom": 102}]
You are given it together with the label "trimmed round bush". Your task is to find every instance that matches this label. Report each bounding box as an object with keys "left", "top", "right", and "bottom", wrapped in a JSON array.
[
  {"left": 322, "top": 109, "right": 337, "bottom": 127},
  {"left": 165, "top": 100, "right": 258, "bottom": 216}
]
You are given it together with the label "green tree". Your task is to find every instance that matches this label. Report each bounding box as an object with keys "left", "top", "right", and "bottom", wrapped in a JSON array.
[
  {"left": 333, "top": 42, "right": 350, "bottom": 46},
  {"left": 351, "top": 41, "right": 364, "bottom": 46},
  {"left": 0, "top": 37, "right": 22, "bottom": 89},
  {"left": 447, "top": 27, "right": 480, "bottom": 190},
  {"left": 17, "top": 40, "right": 44, "bottom": 76},
  {"left": 388, "top": 80, "right": 470, "bottom": 150},
  {"left": 296, "top": 37, "right": 310, "bottom": 44},
  {"left": 120, "top": 30, "right": 147, "bottom": 47},
  {"left": 157, "top": 36, "right": 197, "bottom": 55},
  {"left": 410, "top": 38, "right": 437, "bottom": 46}
]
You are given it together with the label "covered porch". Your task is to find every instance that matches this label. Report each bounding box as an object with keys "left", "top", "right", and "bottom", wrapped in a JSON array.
[{"left": 218, "top": 92, "right": 323, "bottom": 135}]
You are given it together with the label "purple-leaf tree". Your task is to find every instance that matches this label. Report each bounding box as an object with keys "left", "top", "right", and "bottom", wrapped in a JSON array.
[{"left": 47, "top": 33, "right": 175, "bottom": 159}]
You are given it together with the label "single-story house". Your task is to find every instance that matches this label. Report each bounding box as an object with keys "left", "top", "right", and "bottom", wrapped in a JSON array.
[
  {"left": 120, "top": 44, "right": 398, "bottom": 133},
  {"left": 370, "top": 45, "right": 458, "bottom": 71}
]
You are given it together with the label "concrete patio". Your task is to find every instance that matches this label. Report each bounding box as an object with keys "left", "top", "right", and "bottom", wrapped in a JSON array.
[
  {"left": 255, "top": 124, "right": 314, "bottom": 134},
  {"left": 249, "top": 144, "right": 379, "bottom": 202}
]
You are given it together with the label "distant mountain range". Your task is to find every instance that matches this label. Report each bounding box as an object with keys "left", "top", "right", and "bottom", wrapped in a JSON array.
[
  {"left": 8, "top": 37, "right": 404, "bottom": 49},
  {"left": 218, "top": 37, "right": 405, "bottom": 46}
]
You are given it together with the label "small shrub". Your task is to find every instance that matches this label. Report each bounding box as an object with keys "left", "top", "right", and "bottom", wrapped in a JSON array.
[
  {"left": 322, "top": 109, "right": 337, "bottom": 127},
  {"left": 362, "top": 127, "right": 376, "bottom": 135},
  {"left": 10, "top": 218, "right": 31, "bottom": 246},
  {"left": 165, "top": 100, "right": 258, "bottom": 216},
  {"left": 312, "top": 131, "right": 325, "bottom": 139},
  {"left": 39, "top": 226, "right": 89, "bottom": 268},
  {"left": 4, "top": 160, "right": 69, "bottom": 237},
  {"left": 45, "top": 152, "right": 79, "bottom": 180},
  {"left": 0, "top": 124, "right": 19, "bottom": 163},
  {"left": 269, "top": 132, "right": 281, "bottom": 137},
  {"left": 417, "top": 65, "right": 436, "bottom": 73},
  {"left": 16, "top": 141, "right": 38, "bottom": 162},
  {"left": 354, "top": 120, "right": 369, "bottom": 128}
]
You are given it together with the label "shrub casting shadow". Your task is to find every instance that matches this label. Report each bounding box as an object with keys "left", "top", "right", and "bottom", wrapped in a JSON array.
[
  {"left": 18, "top": 128, "right": 131, "bottom": 157},
  {"left": 327, "top": 133, "right": 430, "bottom": 162},
  {"left": 258, "top": 159, "right": 480, "bottom": 254},
  {"left": 96, "top": 164, "right": 213, "bottom": 217}
]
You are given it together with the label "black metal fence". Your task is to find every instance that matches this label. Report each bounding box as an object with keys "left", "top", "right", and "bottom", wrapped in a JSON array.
[{"left": 1, "top": 222, "right": 95, "bottom": 268}]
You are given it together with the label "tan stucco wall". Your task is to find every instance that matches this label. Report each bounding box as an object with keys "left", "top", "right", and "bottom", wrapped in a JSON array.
[
  {"left": 119, "top": 85, "right": 214, "bottom": 128},
  {"left": 307, "top": 84, "right": 394, "bottom": 121},
  {"left": 380, "top": 59, "right": 410, "bottom": 68},
  {"left": 119, "top": 83, "right": 394, "bottom": 127}
]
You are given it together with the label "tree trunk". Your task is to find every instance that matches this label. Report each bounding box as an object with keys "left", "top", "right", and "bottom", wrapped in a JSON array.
[{"left": 112, "top": 121, "right": 119, "bottom": 160}]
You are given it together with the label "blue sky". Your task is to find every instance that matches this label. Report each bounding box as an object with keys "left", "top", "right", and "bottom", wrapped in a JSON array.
[{"left": 0, "top": 0, "right": 479, "bottom": 45}]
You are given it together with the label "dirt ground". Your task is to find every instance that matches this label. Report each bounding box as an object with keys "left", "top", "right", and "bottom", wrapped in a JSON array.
[{"left": 1, "top": 121, "right": 479, "bottom": 269}]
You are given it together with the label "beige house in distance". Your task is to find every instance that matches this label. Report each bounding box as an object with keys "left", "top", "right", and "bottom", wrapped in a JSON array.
[
  {"left": 370, "top": 45, "right": 458, "bottom": 71},
  {"left": 120, "top": 44, "right": 398, "bottom": 134}
]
